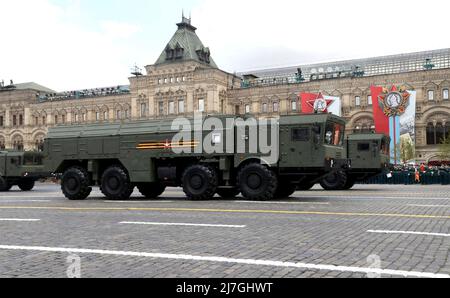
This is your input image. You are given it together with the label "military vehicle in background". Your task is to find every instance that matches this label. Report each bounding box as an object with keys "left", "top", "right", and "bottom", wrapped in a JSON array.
[
  {"left": 44, "top": 114, "right": 349, "bottom": 201},
  {"left": 319, "top": 133, "right": 391, "bottom": 190},
  {"left": 0, "top": 151, "right": 47, "bottom": 191}
]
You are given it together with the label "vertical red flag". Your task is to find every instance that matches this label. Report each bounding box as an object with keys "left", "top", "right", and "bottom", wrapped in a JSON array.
[
  {"left": 300, "top": 93, "right": 318, "bottom": 114},
  {"left": 370, "top": 86, "right": 390, "bottom": 135}
]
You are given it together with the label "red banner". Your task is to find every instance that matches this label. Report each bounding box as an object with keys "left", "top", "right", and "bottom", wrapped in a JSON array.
[{"left": 370, "top": 86, "right": 390, "bottom": 135}]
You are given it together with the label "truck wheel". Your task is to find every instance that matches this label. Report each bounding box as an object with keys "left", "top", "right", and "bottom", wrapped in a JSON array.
[
  {"left": 320, "top": 171, "right": 348, "bottom": 191},
  {"left": 137, "top": 183, "right": 166, "bottom": 199},
  {"left": 238, "top": 163, "right": 278, "bottom": 201},
  {"left": 342, "top": 176, "right": 356, "bottom": 190},
  {"left": 101, "top": 166, "right": 135, "bottom": 200},
  {"left": 298, "top": 182, "right": 315, "bottom": 191},
  {"left": 0, "top": 177, "right": 11, "bottom": 192},
  {"left": 61, "top": 167, "right": 92, "bottom": 200},
  {"left": 275, "top": 183, "right": 297, "bottom": 198},
  {"left": 18, "top": 179, "right": 35, "bottom": 191},
  {"left": 182, "top": 165, "right": 218, "bottom": 201},
  {"left": 217, "top": 188, "right": 240, "bottom": 199}
]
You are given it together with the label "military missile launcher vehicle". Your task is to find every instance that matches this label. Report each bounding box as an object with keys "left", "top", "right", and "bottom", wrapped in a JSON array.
[
  {"left": 319, "top": 133, "right": 391, "bottom": 190},
  {"left": 44, "top": 114, "right": 349, "bottom": 201},
  {"left": 0, "top": 151, "right": 47, "bottom": 192}
]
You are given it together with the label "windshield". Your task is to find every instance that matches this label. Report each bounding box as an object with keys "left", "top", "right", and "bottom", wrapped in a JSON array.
[
  {"left": 381, "top": 138, "right": 390, "bottom": 155},
  {"left": 324, "top": 122, "right": 345, "bottom": 146}
]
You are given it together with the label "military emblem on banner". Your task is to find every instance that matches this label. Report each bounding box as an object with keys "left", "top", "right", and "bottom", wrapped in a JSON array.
[{"left": 378, "top": 86, "right": 411, "bottom": 117}]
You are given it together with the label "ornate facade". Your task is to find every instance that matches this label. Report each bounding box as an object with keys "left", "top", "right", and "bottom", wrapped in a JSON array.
[{"left": 1, "top": 17, "right": 449, "bottom": 164}]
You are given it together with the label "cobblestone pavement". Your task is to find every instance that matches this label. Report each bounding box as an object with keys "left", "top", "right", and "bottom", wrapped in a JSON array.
[{"left": 0, "top": 183, "right": 449, "bottom": 278}]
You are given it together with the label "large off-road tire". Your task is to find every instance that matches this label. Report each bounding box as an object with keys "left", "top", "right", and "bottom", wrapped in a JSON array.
[
  {"left": 275, "top": 182, "right": 297, "bottom": 198},
  {"left": 101, "top": 165, "right": 134, "bottom": 200},
  {"left": 182, "top": 165, "right": 218, "bottom": 201},
  {"left": 0, "top": 176, "right": 11, "bottom": 192},
  {"left": 137, "top": 183, "right": 166, "bottom": 199},
  {"left": 18, "top": 179, "right": 35, "bottom": 191},
  {"left": 297, "top": 182, "right": 315, "bottom": 191},
  {"left": 342, "top": 176, "right": 356, "bottom": 190},
  {"left": 216, "top": 188, "right": 240, "bottom": 199},
  {"left": 61, "top": 167, "right": 92, "bottom": 200},
  {"left": 238, "top": 163, "right": 278, "bottom": 201},
  {"left": 320, "top": 171, "right": 348, "bottom": 191}
]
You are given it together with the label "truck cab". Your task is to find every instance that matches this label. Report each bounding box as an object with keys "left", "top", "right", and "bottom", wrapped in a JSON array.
[
  {"left": 320, "top": 133, "right": 391, "bottom": 190},
  {"left": 0, "top": 151, "right": 47, "bottom": 192}
]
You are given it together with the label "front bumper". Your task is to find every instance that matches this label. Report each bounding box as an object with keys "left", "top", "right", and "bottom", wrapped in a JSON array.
[{"left": 325, "top": 158, "right": 351, "bottom": 172}]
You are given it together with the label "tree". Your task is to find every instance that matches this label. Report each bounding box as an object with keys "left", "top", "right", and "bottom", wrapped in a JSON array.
[
  {"left": 400, "top": 138, "right": 415, "bottom": 164},
  {"left": 391, "top": 138, "right": 416, "bottom": 165},
  {"left": 438, "top": 137, "right": 450, "bottom": 161}
]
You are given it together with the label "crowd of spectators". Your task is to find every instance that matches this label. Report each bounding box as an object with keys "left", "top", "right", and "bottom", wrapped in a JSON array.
[{"left": 363, "top": 163, "right": 450, "bottom": 185}]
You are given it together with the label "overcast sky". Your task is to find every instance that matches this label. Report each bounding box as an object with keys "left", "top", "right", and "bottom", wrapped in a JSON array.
[{"left": 1, "top": 0, "right": 449, "bottom": 91}]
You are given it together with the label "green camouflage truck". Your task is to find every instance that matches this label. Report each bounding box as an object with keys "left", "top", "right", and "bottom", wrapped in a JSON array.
[
  {"left": 44, "top": 114, "right": 349, "bottom": 201},
  {"left": 0, "top": 151, "right": 47, "bottom": 192},
  {"left": 319, "top": 133, "right": 391, "bottom": 190}
]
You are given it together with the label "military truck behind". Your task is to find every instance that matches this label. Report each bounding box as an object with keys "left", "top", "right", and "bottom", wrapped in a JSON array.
[
  {"left": 319, "top": 133, "right": 391, "bottom": 190},
  {"left": 0, "top": 151, "right": 47, "bottom": 191},
  {"left": 44, "top": 114, "right": 349, "bottom": 201}
]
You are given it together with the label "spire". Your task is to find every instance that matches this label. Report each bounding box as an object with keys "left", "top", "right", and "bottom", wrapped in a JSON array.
[
  {"left": 177, "top": 11, "right": 196, "bottom": 31},
  {"left": 154, "top": 16, "right": 218, "bottom": 68}
]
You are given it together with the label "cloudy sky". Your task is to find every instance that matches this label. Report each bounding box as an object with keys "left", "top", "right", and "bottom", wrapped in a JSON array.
[{"left": 1, "top": 0, "right": 449, "bottom": 91}]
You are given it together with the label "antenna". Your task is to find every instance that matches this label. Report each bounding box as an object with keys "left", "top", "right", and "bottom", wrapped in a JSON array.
[{"left": 130, "top": 64, "right": 143, "bottom": 77}]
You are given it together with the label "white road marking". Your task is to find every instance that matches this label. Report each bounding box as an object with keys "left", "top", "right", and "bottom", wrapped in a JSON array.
[
  {"left": 104, "top": 201, "right": 174, "bottom": 204},
  {"left": 407, "top": 204, "right": 450, "bottom": 208},
  {"left": 0, "top": 245, "right": 447, "bottom": 278},
  {"left": 303, "top": 196, "right": 450, "bottom": 201},
  {"left": 368, "top": 230, "right": 450, "bottom": 237},
  {"left": 0, "top": 200, "right": 51, "bottom": 203},
  {"left": 120, "top": 222, "right": 246, "bottom": 228},
  {"left": 0, "top": 219, "right": 40, "bottom": 222},
  {"left": 234, "top": 201, "right": 329, "bottom": 205}
]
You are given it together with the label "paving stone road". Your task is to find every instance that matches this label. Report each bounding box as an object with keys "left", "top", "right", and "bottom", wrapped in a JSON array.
[{"left": 0, "top": 183, "right": 449, "bottom": 278}]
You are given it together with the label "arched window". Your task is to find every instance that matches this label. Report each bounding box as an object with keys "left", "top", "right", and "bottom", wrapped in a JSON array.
[{"left": 427, "top": 121, "right": 450, "bottom": 145}]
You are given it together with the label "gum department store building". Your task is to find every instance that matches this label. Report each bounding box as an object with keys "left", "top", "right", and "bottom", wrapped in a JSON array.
[{"left": 1, "top": 17, "right": 450, "bottom": 164}]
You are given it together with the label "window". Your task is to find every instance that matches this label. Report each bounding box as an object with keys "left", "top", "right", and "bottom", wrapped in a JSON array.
[
  {"left": 198, "top": 99, "right": 205, "bottom": 112},
  {"left": 43, "top": 116, "right": 46, "bottom": 124},
  {"left": 262, "top": 103, "right": 268, "bottom": 113},
  {"left": 325, "top": 122, "right": 345, "bottom": 146},
  {"left": 245, "top": 104, "right": 251, "bottom": 114},
  {"left": 55, "top": 115, "right": 59, "bottom": 124},
  {"left": 273, "top": 102, "right": 279, "bottom": 113},
  {"left": 74, "top": 114, "right": 79, "bottom": 122},
  {"left": 82, "top": 113, "right": 86, "bottom": 122},
  {"left": 291, "top": 100, "right": 297, "bottom": 111},
  {"left": 96, "top": 112, "right": 100, "bottom": 121},
  {"left": 62, "top": 115, "right": 66, "bottom": 124},
  {"left": 427, "top": 121, "right": 450, "bottom": 145},
  {"left": 178, "top": 100, "right": 185, "bottom": 114},
  {"left": 368, "top": 95, "right": 373, "bottom": 106},
  {"left": 0, "top": 116, "right": 3, "bottom": 127},
  {"left": 34, "top": 117, "right": 38, "bottom": 125},
  {"left": 355, "top": 96, "right": 361, "bottom": 107},
  {"left": 292, "top": 128, "right": 310, "bottom": 141},
  {"left": 443, "top": 89, "right": 449, "bottom": 100},
  {"left": 428, "top": 90, "right": 434, "bottom": 101},
  {"left": 358, "top": 143, "right": 370, "bottom": 151},
  {"left": 124, "top": 110, "right": 129, "bottom": 119},
  {"left": 116, "top": 110, "right": 121, "bottom": 120},
  {"left": 158, "top": 102, "right": 164, "bottom": 116},
  {"left": 140, "top": 103, "right": 147, "bottom": 117},
  {"left": 13, "top": 115, "right": 17, "bottom": 126},
  {"left": 19, "top": 115, "right": 23, "bottom": 126},
  {"left": 169, "top": 101, "right": 175, "bottom": 114}
]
